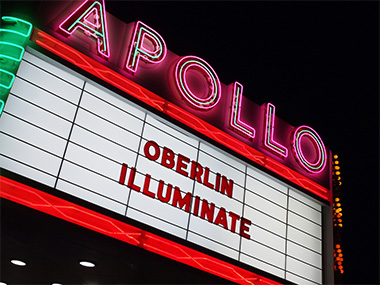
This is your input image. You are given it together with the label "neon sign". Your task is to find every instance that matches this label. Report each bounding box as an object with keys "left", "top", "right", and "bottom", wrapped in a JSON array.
[
  {"left": 125, "top": 21, "right": 167, "bottom": 74},
  {"left": 229, "top": 82, "right": 256, "bottom": 139},
  {"left": 0, "top": 16, "right": 33, "bottom": 116},
  {"left": 263, "top": 103, "right": 288, "bottom": 158},
  {"left": 174, "top": 56, "right": 221, "bottom": 110},
  {"left": 59, "top": 0, "right": 110, "bottom": 58},
  {"left": 293, "top": 125, "right": 327, "bottom": 173},
  {"left": 52, "top": 0, "right": 328, "bottom": 182}
]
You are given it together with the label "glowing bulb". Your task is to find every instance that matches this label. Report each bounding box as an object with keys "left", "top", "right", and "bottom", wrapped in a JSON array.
[
  {"left": 11, "top": 260, "right": 26, "bottom": 266},
  {"left": 80, "top": 261, "right": 95, "bottom": 267}
]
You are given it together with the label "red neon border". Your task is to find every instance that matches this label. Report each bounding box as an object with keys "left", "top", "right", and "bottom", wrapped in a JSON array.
[
  {"left": 0, "top": 176, "right": 282, "bottom": 285},
  {"left": 31, "top": 28, "right": 329, "bottom": 202}
]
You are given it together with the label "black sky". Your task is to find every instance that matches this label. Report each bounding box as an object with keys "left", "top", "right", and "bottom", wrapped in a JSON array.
[{"left": 103, "top": 1, "right": 379, "bottom": 284}]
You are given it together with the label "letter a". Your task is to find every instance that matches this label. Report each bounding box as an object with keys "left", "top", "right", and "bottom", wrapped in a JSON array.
[{"left": 59, "top": 0, "right": 110, "bottom": 58}]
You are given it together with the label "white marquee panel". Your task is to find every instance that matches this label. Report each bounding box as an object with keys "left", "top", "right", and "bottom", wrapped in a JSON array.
[{"left": 0, "top": 48, "right": 326, "bottom": 284}]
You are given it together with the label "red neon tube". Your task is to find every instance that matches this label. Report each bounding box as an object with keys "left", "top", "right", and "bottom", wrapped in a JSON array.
[{"left": 0, "top": 176, "right": 282, "bottom": 285}]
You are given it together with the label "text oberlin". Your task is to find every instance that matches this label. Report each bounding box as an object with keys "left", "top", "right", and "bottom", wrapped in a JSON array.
[{"left": 119, "top": 140, "right": 252, "bottom": 239}]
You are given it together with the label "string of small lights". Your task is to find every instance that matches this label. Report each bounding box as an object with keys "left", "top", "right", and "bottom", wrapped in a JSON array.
[{"left": 332, "top": 154, "right": 344, "bottom": 282}]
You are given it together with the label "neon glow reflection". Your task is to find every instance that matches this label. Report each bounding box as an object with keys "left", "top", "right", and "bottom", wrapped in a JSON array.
[
  {"left": 229, "top": 82, "right": 255, "bottom": 138},
  {"left": 58, "top": 0, "right": 110, "bottom": 58},
  {"left": 125, "top": 21, "right": 167, "bottom": 74},
  {"left": 174, "top": 56, "right": 221, "bottom": 110},
  {"left": 264, "top": 103, "right": 288, "bottom": 157},
  {"left": 293, "top": 125, "right": 326, "bottom": 173}
]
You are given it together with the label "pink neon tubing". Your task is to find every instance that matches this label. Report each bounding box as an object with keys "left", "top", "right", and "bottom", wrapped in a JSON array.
[
  {"left": 264, "top": 103, "right": 288, "bottom": 157},
  {"left": 174, "top": 55, "right": 221, "bottom": 110},
  {"left": 293, "top": 125, "right": 327, "bottom": 173},
  {"left": 125, "top": 21, "right": 167, "bottom": 74},
  {"left": 229, "top": 82, "right": 255, "bottom": 138},
  {"left": 58, "top": 0, "right": 111, "bottom": 58}
]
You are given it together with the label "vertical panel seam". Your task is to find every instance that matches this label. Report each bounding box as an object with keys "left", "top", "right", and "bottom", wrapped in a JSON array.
[
  {"left": 185, "top": 140, "right": 201, "bottom": 240},
  {"left": 54, "top": 80, "right": 86, "bottom": 189},
  {"left": 124, "top": 112, "right": 148, "bottom": 216}
]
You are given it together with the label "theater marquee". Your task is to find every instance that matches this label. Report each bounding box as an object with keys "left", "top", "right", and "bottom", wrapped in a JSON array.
[{"left": 0, "top": 1, "right": 333, "bottom": 284}]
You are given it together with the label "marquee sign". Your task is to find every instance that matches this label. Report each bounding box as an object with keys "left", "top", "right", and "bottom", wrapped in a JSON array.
[
  {"left": 0, "top": 49, "right": 324, "bottom": 283},
  {"left": 34, "top": 0, "right": 331, "bottom": 193},
  {"left": 0, "top": 1, "right": 332, "bottom": 284}
]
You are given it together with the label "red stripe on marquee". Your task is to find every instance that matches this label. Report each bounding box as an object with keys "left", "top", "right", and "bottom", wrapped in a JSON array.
[
  {"left": 0, "top": 176, "right": 282, "bottom": 285},
  {"left": 31, "top": 28, "right": 329, "bottom": 201}
]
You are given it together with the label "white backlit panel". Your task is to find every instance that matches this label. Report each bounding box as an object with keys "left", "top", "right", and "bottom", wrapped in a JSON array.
[
  {"left": 4, "top": 95, "right": 73, "bottom": 138},
  {"left": 241, "top": 237, "right": 286, "bottom": 269},
  {"left": 250, "top": 225, "right": 286, "bottom": 253},
  {"left": 74, "top": 108, "right": 141, "bottom": 150},
  {"left": 0, "top": 133, "right": 62, "bottom": 178},
  {"left": 0, "top": 48, "right": 326, "bottom": 284},
  {"left": 289, "top": 196, "right": 322, "bottom": 224},
  {"left": 286, "top": 257, "right": 322, "bottom": 284},
  {"left": 287, "top": 241, "right": 322, "bottom": 268},
  {"left": 187, "top": 231, "right": 239, "bottom": 260},
  {"left": 247, "top": 166, "right": 288, "bottom": 196},
  {"left": 69, "top": 126, "right": 138, "bottom": 166},
  {"left": 289, "top": 188, "right": 322, "bottom": 211},
  {"left": 85, "top": 83, "right": 145, "bottom": 120},
  {"left": 245, "top": 190, "right": 287, "bottom": 223},
  {"left": 286, "top": 272, "right": 320, "bottom": 285},
  {"left": 288, "top": 212, "right": 322, "bottom": 240},
  {"left": 127, "top": 207, "right": 187, "bottom": 239},
  {"left": 81, "top": 91, "right": 144, "bottom": 137},
  {"left": 16, "top": 62, "right": 82, "bottom": 105},
  {"left": 10, "top": 77, "right": 77, "bottom": 120},
  {"left": 189, "top": 213, "right": 241, "bottom": 251},
  {"left": 0, "top": 113, "right": 67, "bottom": 157},
  {"left": 58, "top": 158, "right": 127, "bottom": 203},
  {"left": 197, "top": 150, "right": 246, "bottom": 187},
  {"left": 22, "top": 51, "right": 84, "bottom": 89},
  {"left": 243, "top": 203, "right": 287, "bottom": 238},
  {"left": 199, "top": 142, "right": 245, "bottom": 171},
  {"left": 246, "top": 172, "right": 288, "bottom": 207},
  {"left": 0, "top": 155, "right": 56, "bottom": 187},
  {"left": 287, "top": 226, "right": 322, "bottom": 254},
  {"left": 56, "top": 178, "right": 127, "bottom": 215},
  {"left": 240, "top": 253, "right": 285, "bottom": 279}
]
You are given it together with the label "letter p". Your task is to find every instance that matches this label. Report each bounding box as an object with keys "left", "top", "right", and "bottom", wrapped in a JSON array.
[{"left": 125, "top": 21, "right": 167, "bottom": 74}]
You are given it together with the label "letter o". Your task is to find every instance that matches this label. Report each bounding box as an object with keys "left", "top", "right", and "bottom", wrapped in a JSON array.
[
  {"left": 144, "top": 140, "right": 160, "bottom": 161},
  {"left": 174, "top": 55, "right": 221, "bottom": 110},
  {"left": 292, "top": 126, "right": 327, "bottom": 173}
]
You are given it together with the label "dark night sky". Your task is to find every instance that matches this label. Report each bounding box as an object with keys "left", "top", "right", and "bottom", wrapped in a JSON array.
[
  {"left": 103, "top": 1, "right": 379, "bottom": 284},
  {"left": 2, "top": 1, "right": 379, "bottom": 284}
]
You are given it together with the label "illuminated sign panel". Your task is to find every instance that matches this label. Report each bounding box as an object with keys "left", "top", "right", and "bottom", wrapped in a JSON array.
[
  {"left": 37, "top": 0, "right": 331, "bottom": 191},
  {"left": 0, "top": 49, "right": 324, "bottom": 284}
]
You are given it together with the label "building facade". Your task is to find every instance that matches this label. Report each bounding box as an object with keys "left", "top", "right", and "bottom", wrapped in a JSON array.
[{"left": 0, "top": 1, "right": 335, "bottom": 284}]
